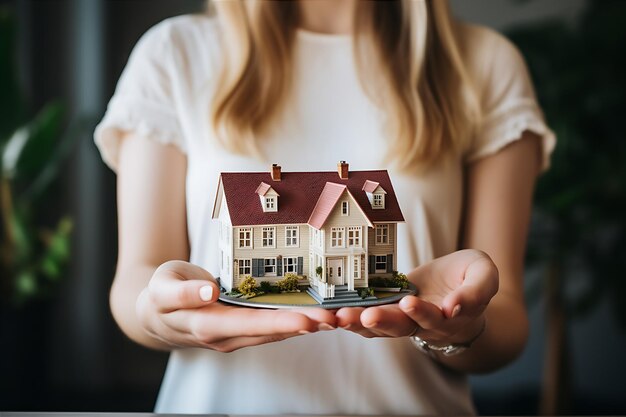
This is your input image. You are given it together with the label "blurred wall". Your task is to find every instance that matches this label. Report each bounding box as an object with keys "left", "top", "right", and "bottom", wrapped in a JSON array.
[{"left": 2, "top": 0, "right": 625, "bottom": 414}]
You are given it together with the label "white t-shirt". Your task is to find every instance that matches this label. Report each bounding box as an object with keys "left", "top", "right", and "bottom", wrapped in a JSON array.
[{"left": 94, "top": 14, "right": 555, "bottom": 415}]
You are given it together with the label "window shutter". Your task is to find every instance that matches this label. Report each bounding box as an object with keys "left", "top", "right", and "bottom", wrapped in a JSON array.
[
  {"left": 386, "top": 254, "right": 393, "bottom": 273},
  {"left": 252, "top": 258, "right": 264, "bottom": 277},
  {"left": 368, "top": 256, "right": 375, "bottom": 274},
  {"left": 297, "top": 257, "right": 304, "bottom": 275},
  {"left": 277, "top": 258, "right": 283, "bottom": 276}
]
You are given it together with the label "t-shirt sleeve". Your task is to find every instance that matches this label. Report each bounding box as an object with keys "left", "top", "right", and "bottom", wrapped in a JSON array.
[
  {"left": 94, "top": 21, "right": 186, "bottom": 172},
  {"left": 464, "top": 28, "right": 556, "bottom": 172}
]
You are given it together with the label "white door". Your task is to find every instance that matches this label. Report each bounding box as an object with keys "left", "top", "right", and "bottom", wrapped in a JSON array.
[{"left": 328, "top": 258, "right": 344, "bottom": 285}]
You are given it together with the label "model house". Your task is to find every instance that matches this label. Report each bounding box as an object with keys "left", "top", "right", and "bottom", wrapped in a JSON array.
[{"left": 211, "top": 162, "right": 405, "bottom": 303}]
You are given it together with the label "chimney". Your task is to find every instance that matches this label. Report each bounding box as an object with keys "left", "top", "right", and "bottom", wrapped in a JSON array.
[
  {"left": 271, "top": 164, "right": 281, "bottom": 181},
  {"left": 337, "top": 161, "right": 349, "bottom": 180}
]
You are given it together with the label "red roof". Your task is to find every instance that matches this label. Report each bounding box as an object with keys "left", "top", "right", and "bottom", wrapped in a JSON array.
[{"left": 217, "top": 170, "right": 405, "bottom": 227}]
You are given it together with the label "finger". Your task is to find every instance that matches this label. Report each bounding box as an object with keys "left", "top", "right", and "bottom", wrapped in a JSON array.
[
  {"left": 163, "top": 306, "right": 319, "bottom": 343},
  {"left": 398, "top": 295, "right": 445, "bottom": 330},
  {"left": 360, "top": 305, "right": 417, "bottom": 337},
  {"left": 335, "top": 307, "right": 365, "bottom": 330},
  {"left": 291, "top": 307, "right": 338, "bottom": 329},
  {"left": 206, "top": 332, "right": 304, "bottom": 353},
  {"left": 150, "top": 262, "right": 220, "bottom": 312},
  {"left": 442, "top": 257, "right": 499, "bottom": 318}
]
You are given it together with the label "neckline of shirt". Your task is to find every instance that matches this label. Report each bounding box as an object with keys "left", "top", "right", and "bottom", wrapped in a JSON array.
[{"left": 295, "top": 28, "right": 352, "bottom": 44}]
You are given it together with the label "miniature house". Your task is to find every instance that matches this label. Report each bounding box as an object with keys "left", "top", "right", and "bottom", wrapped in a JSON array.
[{"left": 211, "top": 162, "right": 405, "bottom": 303}]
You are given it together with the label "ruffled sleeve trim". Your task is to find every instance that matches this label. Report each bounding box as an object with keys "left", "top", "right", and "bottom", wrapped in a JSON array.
[
  {"left": 94, "top": 95, "right": 186, "bottom": 172},
  {"left": 465, "top": 98, "right": 556, "bottom": 172}
]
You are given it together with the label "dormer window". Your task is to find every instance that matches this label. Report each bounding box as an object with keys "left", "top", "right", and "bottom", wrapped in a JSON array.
[
  {"left": 372, "top": 193, "right": 384, "bottom": 209},
  {"left": 362, "top": 180, "right": 387, "bottom": 210},
  {"left": 255, "top": 181, "right": 279, "bottom": 213}
]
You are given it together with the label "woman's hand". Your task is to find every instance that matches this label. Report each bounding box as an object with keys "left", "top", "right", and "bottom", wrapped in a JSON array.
[
  {"left": 136, "top": 260, "right": 337, "bottom": 353},
  {"left": 336, "top": 249, "right": 498, "bottom": 346}
]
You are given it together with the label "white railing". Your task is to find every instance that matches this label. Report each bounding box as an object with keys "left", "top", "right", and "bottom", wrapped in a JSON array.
[{"left": 317, "top": 281, "right": 335, "bottom": 299}]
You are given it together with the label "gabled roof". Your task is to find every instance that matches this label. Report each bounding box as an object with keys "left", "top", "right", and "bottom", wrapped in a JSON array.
[
  {"left": 255, "top": 182, "right": 279, "bottom": 197},
  {"left": 214, "top": 170, "right": 405, "bottom": 227},
  {"left": 362, "top": 180, "right": 386, "bottom": 194}
]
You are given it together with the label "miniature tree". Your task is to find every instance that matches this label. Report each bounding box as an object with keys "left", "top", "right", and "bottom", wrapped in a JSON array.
[
  {"left": 392, "top": 271, "right": 409, "bottom": 290},
  {"left": 277, "top": 273, "right": 300, "bottom": 292},
  {"left": 237, "top": 275, "right": 258, "bottom": 296}
]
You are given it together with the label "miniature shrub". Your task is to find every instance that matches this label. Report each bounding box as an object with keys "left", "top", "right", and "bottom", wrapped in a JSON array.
[
  {"left": 392, "top": 272, "right": 409, "bottom": 290},
  {"left": 369, "top": 276, "right": 394, "bottom": 288},
  {"left": 277, "top": 273, "right": 300, "bottom": 292},
  {"left": 259, "top": 281, "right": 273, "bottom": 293},
  {"left": 237, "top": 275, "right": 258, "bottom": 296},
  {"left": 359, "top": 287, "right": 375, "bottom": 298}
]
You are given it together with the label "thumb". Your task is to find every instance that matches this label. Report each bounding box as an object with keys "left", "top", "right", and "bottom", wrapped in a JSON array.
[
  {"left": 442, "top": 256, "right": 499, "bottom": 318},
  {"left": 149, "top": 260, "right": 220, "bottom": 312}
]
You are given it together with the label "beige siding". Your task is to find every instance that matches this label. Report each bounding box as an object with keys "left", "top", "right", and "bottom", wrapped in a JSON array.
[
  {"left": 323, "top": 195, "right": 370, "bottom": 251},
  {"left": 368, "top": 223, "right": 396, "bottom": 255},
  {"left": 232, "top": 224, "right": 310, "bottom": 287}
]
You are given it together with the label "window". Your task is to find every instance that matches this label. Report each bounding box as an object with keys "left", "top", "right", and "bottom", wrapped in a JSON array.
[
  {"left": 238, "top": 228, "right": 252, "bottom": 248},
  {"left": 262, "top": 227, "right": 275, "bottom": 247},
  {"left": 348, "top": 226, "right": 361, "bottom": 247},
  {"left": 238, "top": 259, "right": 252, "bottom": 276},
  {"left": 375, "top": 224, "right": 389, "bottom": 245},
  {"left": 285, "top": 226, "right": 299, "bottom": 247},
  {"left": 331, "top": 227, "right": 345, "bottom": 248},
  {"left": 264, "top": 258, "right": 276, "bottom": 276},
  {"left": 375, "top": 255, "right": 387, "bottom": 273},
  {"left": 284, "top": 257, "right": 298, "bottom": 274},
  {"left": 341, "top": 201, "right": 349, "bottom": 216},
  {"left": 373, "top": 193, "right": 384, "bottom": 208},
  {"left": 353, "top": 257, "right": 361, "bottom": 279},
  {"left": 265, "top": 197, "right": 275, "bottom": 210}
]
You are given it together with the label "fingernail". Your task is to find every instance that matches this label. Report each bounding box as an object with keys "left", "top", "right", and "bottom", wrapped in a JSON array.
[
  {"left": 342, "top": 324, "right": 353, "bottom": 330},
  {"left": 199, "top": 285, "right": 213, "bottom": 302},
  {"left": 298, "top": 330, "right": 311, "bottom": 335},
  {"left": 318, "top": 323, "right": 336, "bottom": 331},
  {"left": 452, "top": 304, "right": 461, "bottom": 318}
]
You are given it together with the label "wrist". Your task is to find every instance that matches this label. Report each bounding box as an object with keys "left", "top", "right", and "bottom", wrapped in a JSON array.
[{"left": 411, "top": 316, "right": 487, "bottom": 357}]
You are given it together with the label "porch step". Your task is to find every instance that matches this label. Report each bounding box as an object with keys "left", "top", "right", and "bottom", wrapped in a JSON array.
[{"left": 306, "top": 286, "right": 377, "bottom": 305}]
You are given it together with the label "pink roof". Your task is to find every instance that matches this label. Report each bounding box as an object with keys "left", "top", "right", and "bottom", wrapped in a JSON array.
[
  {"left": 255, "top": 182, "right": 279, "bottom": 196},
  {"left": 362, "top": 180, "right": 382, "bottom": 193},
  {"left": 216, "top": 170, "right": 405, "bottom": 226},
  {"left": 308, "top": 183, "right": 347, "bottom": 229}
]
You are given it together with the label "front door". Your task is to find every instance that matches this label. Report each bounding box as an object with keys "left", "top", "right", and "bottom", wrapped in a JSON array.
[{"left": 328, "top": 258, "right": 344, "bottom": 285}]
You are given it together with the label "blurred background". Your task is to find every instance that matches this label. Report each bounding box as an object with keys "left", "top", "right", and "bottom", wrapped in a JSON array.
[{"left": 1, "top": 0, "right": 625, "bottom": 414}]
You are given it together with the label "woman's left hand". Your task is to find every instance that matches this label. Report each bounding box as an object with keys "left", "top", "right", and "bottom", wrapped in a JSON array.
[{"left": 335, "top": 249, "right": 499, "bottom": 346}]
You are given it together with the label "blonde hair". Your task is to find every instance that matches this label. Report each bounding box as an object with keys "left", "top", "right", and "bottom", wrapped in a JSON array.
[{"left": 210, "top": 0, "right": 480, "bottom": 170}]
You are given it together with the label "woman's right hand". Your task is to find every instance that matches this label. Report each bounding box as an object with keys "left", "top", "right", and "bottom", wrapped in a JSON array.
[{"left": 135, "top": 260, "right": 337, "bottom": 352}]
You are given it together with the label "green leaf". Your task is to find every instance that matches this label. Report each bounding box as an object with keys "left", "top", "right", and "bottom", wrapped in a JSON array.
[
  {"left": 11, "top": 102, "right": 66, "bottom": 182},
  {"left": 14, "top": 269, "right": 37, "bottom": 297}
]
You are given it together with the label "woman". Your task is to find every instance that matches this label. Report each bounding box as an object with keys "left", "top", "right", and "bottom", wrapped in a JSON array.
[{"left": 94, "top": 0, "right": 555, "bottom": 414}]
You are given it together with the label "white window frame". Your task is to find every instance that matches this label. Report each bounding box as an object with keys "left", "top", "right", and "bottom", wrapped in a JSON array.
[
  {"left": 238, "top": 259, "right": 252, "bottom": 276},
  {"left": 262, "top": 226, "right": 276, "bottom": 248},
  {"left": 341, "top": 201, "right": 349, "bottom": 216},
  {"left": 284, "top": 257, "right": 298, "bottom": 274},
  {"left": 331, "top": 227, "right": 345, "bottom": 248},
  {"left": 285, "top": 225, "right": 299, "bottom": 247},
  {"left": 348, "top": 226, "right": 361, "bottom": 247},
  {"left": 264, "top": 258, "right": 277, "bottom": 276},
  {"left": 238, "top": 227, "right": 252, "bottom": 249},
  {"left": 265, "top": 196, "right": 276, "bottom": 210},
  {"left": 373, "top": 193, "right": 385, "bottom": 209},
  {"left": 375, "top": 224, "right": 389, "bottom": 245},
  {"left": 353, "top": 256, "right": 361, "bottom": 279},
  {"left": 375, "top": 255, "right": 387, "bottom": 273}
]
